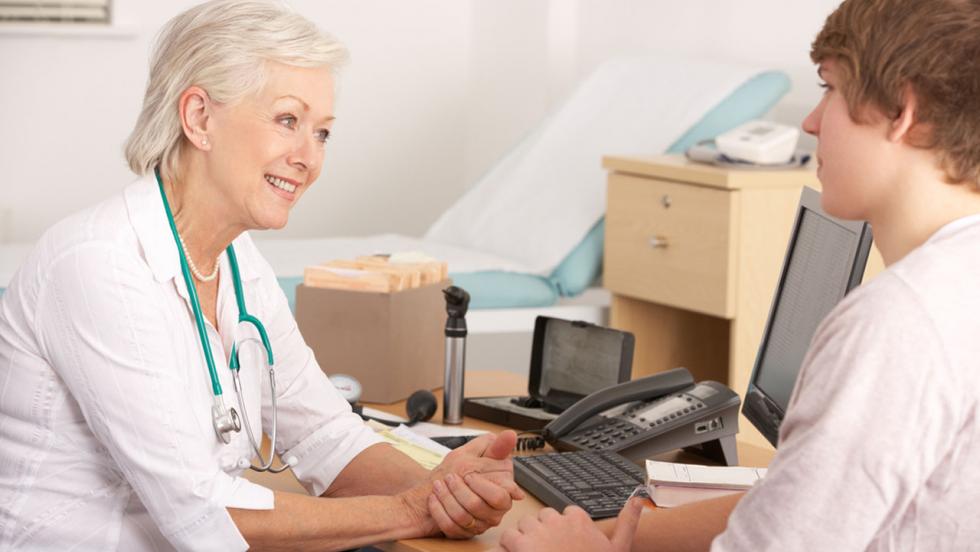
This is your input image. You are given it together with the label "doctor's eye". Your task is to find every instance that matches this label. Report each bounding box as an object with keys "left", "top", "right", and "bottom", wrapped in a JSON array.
[
  {"left": 315, "top": 128, "right": 330, "bottom": 143},
  {"left": 277, "top": 115, "right": 298, "bottom": 129},
  {"left": 818, "top": 81, "right": 832, "bottom": 93}
]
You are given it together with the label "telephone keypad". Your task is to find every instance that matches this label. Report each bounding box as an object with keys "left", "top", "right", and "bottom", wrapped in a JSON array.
[
  {"left": 566, "top": 393, "right": 715, "bottom": 451},
  {"left": 568, "top": 419, "right": 643, "bottom": 450}
]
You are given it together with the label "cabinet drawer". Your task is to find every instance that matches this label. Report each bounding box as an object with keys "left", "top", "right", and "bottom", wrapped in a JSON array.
[{"left": 604, "top": 173, "right": 737, "bottom": 318}]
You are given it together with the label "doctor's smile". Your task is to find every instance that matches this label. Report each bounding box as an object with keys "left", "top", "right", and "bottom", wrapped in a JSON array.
[{"left": 265, "top": 174, "right": 299, "bottom": 195}]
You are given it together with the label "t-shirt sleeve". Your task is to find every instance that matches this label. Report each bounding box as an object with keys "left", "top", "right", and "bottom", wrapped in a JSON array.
[{"left": 713, "top": 275, "right": 966, "bottom": 551}]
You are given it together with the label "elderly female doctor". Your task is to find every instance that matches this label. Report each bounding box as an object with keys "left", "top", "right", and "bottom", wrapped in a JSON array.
[{"left": 0, "top": 1, "right": 522, "bottom": 550}]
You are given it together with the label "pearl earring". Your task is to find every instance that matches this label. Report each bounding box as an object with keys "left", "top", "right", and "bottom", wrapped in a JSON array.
[{"left": 201, "top": 138, "right": 209, "bottom": 146}]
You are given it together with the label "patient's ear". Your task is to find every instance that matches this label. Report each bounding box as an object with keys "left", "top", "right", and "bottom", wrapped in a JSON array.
[{"left": 888, "top": 84, "right": 919, "bottom": 144}]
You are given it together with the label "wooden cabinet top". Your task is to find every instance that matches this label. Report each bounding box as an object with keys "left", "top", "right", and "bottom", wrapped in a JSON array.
[{"left": 602, "top": 154, "right": 818, "bottom": 191}]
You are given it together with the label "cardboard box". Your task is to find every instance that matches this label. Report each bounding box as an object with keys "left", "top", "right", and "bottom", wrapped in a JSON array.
[{"left": 294, "top": 282, "right": 446, "bottom": 403}]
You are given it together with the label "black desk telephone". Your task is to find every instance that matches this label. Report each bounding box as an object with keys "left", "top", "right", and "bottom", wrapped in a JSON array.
[{"left": 535, "top": 367, "right": 741, "bottom": 466}]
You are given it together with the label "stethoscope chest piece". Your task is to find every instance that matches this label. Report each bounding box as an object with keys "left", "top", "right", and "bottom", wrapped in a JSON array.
[{"left": 212, "top": 399, "right": 242, "bottom": 444}]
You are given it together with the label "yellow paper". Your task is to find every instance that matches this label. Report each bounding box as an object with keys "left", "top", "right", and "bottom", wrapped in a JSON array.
[{"left": 376, "top": 430, "right": 445, "bottom": 470}]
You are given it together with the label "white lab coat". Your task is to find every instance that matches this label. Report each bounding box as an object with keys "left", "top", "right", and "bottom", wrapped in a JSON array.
[{"left": 0, "top": 176, "right": 381, "bottom": 551}]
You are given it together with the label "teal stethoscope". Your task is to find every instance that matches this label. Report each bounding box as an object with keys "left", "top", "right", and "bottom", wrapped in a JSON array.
[{"left": 155, "top": 167, "right": 291, "bottom": 473}]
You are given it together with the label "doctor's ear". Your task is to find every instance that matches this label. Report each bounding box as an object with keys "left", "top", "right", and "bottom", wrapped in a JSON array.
[{"left": 178, "top": 85, "right": 213, "bottom": 151}]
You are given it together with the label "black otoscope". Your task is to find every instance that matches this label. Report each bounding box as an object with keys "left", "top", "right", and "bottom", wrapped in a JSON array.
[{"left": 442, "top": 286, "right": 470, "bottom": 424}]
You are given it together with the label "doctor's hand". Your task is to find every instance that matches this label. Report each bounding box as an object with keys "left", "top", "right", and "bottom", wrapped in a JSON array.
[
  {"left": 426, "top": 430, "right": 524, "bottom": 538},
  {"left": 494, "top": 498, "right": 644, "bottom": 552}
]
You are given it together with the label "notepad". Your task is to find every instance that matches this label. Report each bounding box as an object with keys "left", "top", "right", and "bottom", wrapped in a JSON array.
[
  {"left": 646, "top": 460, "right": 766, "bottom": 489},
  {"left": 644, "top": 460, "right": 767, "bottom": 508}
]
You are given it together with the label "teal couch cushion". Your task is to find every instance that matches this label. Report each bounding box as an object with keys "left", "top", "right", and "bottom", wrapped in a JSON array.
[
  {"left": 278, "top": 276, "right": 302, "bottom": 313},
  {"left": 447, "top": 271, "right": 559, "bottom": 310},
  {"left": 548, "top": 219, "right": 605, "bottom": 297}
]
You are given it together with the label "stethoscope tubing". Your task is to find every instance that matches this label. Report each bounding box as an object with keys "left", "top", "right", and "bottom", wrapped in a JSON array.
[
  {"left": 155, "top": 167, "right": 288, "bottom": 473},
  {"left": 156, "top": 169, "right": 225, "bottom": 397}
]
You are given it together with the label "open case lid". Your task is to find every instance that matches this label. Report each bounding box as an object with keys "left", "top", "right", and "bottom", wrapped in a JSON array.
[{"left": 527, "top": 316, "right": 635, "bottom": 413}]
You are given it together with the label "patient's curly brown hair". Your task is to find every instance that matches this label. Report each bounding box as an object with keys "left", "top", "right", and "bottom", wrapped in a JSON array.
[{"left": 811, "top": 0, "right": 980, "bottom": 187}]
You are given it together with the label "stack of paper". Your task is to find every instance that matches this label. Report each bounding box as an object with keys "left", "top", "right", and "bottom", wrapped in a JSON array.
[
  {"left": 645, "top": 460, "right": 767, "bottom": 508},
  {"left": 363, "top": 419, "right": 450, "bottom": 470},
  {"left": 304, "top": 252, "right": 448, "bottom": 293}
]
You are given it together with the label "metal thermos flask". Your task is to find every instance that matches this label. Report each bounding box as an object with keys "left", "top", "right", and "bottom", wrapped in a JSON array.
[{"left": 442, "top": 286, "right": 470, "bottom": 425}]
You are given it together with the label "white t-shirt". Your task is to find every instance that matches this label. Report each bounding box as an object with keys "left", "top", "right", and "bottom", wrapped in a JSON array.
[
  {"left": 714, "top": 215, "right": 980, "bottom": 551},
  {"left": 0, "top": 176, "right": 382, "bottom": 551}
]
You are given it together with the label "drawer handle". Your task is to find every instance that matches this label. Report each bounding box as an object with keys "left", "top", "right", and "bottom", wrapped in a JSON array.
[
  {"left": 661, "top": 194, "right": 672, "bottom": 209},
  {"left": 648, "top": 236, "right": 669, "bottom": 249}
]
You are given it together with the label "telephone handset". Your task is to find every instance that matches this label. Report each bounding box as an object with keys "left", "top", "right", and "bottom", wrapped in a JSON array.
[
  {"left": 541, "top": 367, "right": 741, "bottom": 466},
  {"left": 542, "top": 367, "right": 694, "bottom": 440}
]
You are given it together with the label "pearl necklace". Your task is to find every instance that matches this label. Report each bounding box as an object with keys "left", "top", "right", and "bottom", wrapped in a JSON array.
[{"left": 176, "top": 230, "right": 220, "bottom": 282}]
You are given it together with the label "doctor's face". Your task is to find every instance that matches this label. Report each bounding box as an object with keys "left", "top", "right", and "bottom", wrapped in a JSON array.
[{"left": 205, "top": 62, "right": 335, "bottom": 231}]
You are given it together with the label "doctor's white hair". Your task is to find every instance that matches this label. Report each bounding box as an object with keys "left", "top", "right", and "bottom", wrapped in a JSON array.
[{"left": 124, "top": 0, "right": 348, "bottom": 180}]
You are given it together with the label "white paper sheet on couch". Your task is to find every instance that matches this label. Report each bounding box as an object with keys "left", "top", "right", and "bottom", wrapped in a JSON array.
[{"left": 424, "top": 55, "right": 767, "bottom": 275}]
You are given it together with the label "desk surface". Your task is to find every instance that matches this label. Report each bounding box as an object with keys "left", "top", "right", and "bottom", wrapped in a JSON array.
[{"left": 245, "top": 371, "right": 775, "bottom": 552}]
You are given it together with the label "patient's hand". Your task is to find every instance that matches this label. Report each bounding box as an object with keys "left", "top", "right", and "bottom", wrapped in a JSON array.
[
  {"left": 494, "top": 498, "right": 643, "bottom": 552},
  {"left": 426, "top": 431, "right": 525, "bottom": 538}
]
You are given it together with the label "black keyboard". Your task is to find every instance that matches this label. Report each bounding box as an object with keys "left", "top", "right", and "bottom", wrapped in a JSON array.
[{"left": 513, "top": 450, "right": 646, "bottom": 519}]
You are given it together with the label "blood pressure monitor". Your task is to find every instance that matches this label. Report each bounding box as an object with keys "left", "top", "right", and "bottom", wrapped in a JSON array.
[
  {"left": 329, "top": 373, "right": 363, "bottom": 404},
  {"left": 715, "top": 120, "right": 800, "bottom": 165}
]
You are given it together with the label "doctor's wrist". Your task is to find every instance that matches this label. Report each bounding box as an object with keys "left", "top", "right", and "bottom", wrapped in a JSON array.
[{"left": 396, "top": 483, "right": 439, "bottom": 538}]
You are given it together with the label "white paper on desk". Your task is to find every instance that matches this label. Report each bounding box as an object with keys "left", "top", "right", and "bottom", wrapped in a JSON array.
[
  {"left": 361, "top": 406, "right": 407, "bottom": 423},
  {"left": 391, "top": 425, "right": 452, "bottom": 456},
  {"left": 646, "top": 460, "right": 766, "bottom": 489},
  {"left": 360, "top": 407, "right": 487, "bottom": 439},
  {"left": 410, "top": 422, "right": 488, "bottom": 439}
]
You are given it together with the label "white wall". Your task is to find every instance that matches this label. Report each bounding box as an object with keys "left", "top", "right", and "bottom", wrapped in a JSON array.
[
  {"left": 571, "top": 1, "right": 840, "bottom": 139},
  {"left": 0, "top": 0, "right": 842, "bottom": 246},
  {"left": 0, "top": 0, "right": 473, "bottom": 243}
]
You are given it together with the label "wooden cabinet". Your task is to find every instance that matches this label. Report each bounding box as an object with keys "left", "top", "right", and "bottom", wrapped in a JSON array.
[
  {"left": 603, "top": 155, "right": 821, "bottom": 448},
  {"left": 605, "top": 173, "right": 737, "bottom": 318}
]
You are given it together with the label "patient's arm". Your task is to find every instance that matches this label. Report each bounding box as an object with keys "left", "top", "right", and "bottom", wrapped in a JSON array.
[
  {"left": 495, "top": 493, "right": 742, "bottom": 552},
  {"left": 597, "top": 493, "right": 744, "bottom": 552}
]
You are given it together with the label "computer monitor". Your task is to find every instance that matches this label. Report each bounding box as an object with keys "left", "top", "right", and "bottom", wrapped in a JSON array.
[{"left": 742, "top": 186, "right": 873, "bottom": 447}]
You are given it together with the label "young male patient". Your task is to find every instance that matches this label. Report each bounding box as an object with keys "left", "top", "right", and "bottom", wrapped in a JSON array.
[{"left": 494, "top": 0, "right": 980, "bottom": 549}]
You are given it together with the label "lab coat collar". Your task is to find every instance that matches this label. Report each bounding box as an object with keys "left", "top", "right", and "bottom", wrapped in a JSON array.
[{"left": 123, "top": 175, "right": 262, "bottom": 285}]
